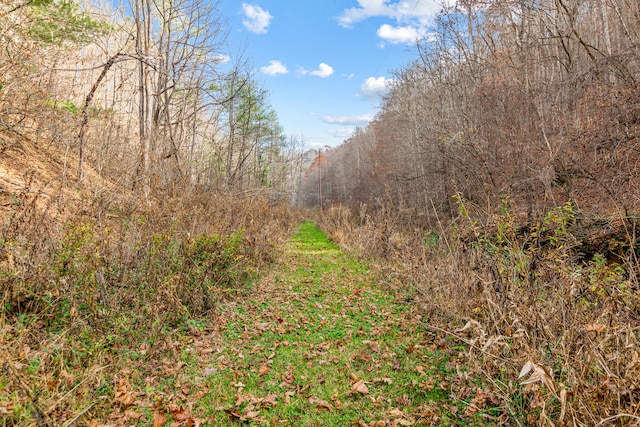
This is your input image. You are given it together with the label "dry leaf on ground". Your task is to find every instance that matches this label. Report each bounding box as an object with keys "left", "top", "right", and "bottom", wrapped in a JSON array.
[
  {"left": 351, "top": 380, "right": 369, "bottom": 394},
  {"left": 309, "top": 396, "right": 334, "bottom": 410}
]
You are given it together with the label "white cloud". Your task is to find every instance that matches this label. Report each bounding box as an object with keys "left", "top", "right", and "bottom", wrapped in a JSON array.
[
  {"left": 361, "top": 76, "right": 394, "bottom": 99},
  {"left": 377, "top": 24, "right": 425, "bottom": 44},
  {"left": 299, "top": 63, "right": 334, "bottom": 78},
  {"left": 305, "top": 140, "right": 329, "bottom": 149},
  {"left": 260, "top": 60, "right": 288, "bottom": 76},
  {"left": 321, "top": 114, "right": 374, "bottom": 126},
  {"left": 311, "top": 63, "right": 334, "bottom": 78},
  {"left": 337, "top": 0, "right": 444, "bottom": 28},
  {"left": 242, "top": 3, "right": 272, "bottom": 34}
]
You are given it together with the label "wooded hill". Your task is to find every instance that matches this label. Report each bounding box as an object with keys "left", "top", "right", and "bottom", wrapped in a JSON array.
[
  {"left": 299, "top": 0, "right": 640, "bottom": 226},
  {"left": 304, "top": 1, "right": 640, "bottom": 424},
  {"left": 1, "top": 0, "right": 304, "bottom": 207}
]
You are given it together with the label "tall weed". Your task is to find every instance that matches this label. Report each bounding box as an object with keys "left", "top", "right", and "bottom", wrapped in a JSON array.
[
  {"left": 0, "top": 188, "right": 301, "bottom": 425},
  {"left": 317, "top": 199, "right": 640, "bottom": 425}
]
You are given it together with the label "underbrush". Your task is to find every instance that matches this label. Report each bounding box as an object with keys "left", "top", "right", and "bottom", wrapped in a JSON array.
[
  {"left": 318, "top": 201, "right": 640, "bottom": 426},
  {"left": 0, "top": 187, "right": 301, "bottom": 426}
]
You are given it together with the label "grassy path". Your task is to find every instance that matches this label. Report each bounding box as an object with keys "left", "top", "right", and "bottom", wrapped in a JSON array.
[{"left": 187, "top": 222, "right": 468, "bottom": 426}]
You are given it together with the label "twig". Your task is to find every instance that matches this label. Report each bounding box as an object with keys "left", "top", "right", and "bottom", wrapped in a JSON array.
[
  {"left": 420, "top": 321, "right": 517, "bottom": 366},
  {"left": 430, "top": 197, "right": 452, "bottom": 253},
  {"left": 595, "top": 414, "right": 640, "bottom": 426},
  {"left": 62, "top": 402, "right": 96, "bottom": 427},
  {"left": 1, "top": 0, "right": 33, "bottom": 16}
]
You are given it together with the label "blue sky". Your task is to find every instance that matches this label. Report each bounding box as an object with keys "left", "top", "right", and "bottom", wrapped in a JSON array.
[{"left": 217, "top": 0, "right": 446, "bottom": 149}]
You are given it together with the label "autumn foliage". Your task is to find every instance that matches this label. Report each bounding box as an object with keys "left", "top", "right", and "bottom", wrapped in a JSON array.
[
  {"left": 300, "top": 0, "right": 640, "bottom": 224},
  {"left": 307, "top": 0, "right": 640, "bottom": 424}
]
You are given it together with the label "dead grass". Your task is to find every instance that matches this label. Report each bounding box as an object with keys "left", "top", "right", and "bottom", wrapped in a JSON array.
[
  {"left": 0, "top": 37, "right": 305, "bottom": 423},
  {"left": 0, "top": 153, "right": 302, "bottom": 426},
  {"left": 317, "top": 201, "right": 640, "bottom": 426}
]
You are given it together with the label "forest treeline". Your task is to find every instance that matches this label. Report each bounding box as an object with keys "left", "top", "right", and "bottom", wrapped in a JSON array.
[
  {"left": 1, "top": 0, "right": 304, "bottom": 204},
  {"left": 300, "top": 0, "right": 640, "bottom": 226},
  {"left": 305, "top": 1, "right": 640, "bottom": 424}
]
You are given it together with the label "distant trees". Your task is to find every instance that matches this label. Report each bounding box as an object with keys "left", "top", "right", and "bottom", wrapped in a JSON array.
[
  {"left": 299, "top": 0, "right": 640, "bottom": 225},
  {"left": 218, "top": 71, "right": 287, "bottom": 192}
]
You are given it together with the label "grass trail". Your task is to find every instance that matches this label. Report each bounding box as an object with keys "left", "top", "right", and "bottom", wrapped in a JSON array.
[{"left": 150, "top": 223, "right": 486, "bottom": 426}]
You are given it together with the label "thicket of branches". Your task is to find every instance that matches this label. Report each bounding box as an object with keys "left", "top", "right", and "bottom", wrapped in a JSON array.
[
  {"left": 0, "top": 0, "right": 304, "bottom": 203},
  {"left": 300, "top": 0, "right": 640, "bottom": 226}
]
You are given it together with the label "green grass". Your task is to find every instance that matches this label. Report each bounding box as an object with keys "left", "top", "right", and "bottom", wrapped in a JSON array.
[
  {"left": 91, "top": 222, "right": 495, "bottom": 426},
  {"left": 141, "top": 221, "right": 485, "bottom": 426}
]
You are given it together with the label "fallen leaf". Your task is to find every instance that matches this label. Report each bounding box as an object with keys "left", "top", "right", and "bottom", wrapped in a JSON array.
[
  {"left": 559, "top": 384, "right": 567, "bottom": 422},
  {"left": 60, "top": 370, "right": 75, "bottom": 387},
  {"left": 396, "top": 395, "right": 411, "bottom": 406},
  {"left": 114, "top": 390, "right": 136, "bottom": 407},
  {"left": 226, "top": 410, "right": 246, "bottom": 422},
  {"left": 518, "top": 361, "right": 534, "bottom": 379},
  {"left": 152, "top": 411, "right": 166, "bottom": 427},
  {"left": 309, "top": 397, "right": 333, "bottom": 410},
  {"left": 263, "top": 394, "right": 278, "bottom": 406},
  {"left": 202, "top": 367, "right": 218, "bottom": 376},
  {"left": 351, "top": 380, "right": 369, "bottom": 394},
  {"left": 259, "top": 364, "right": 269, "bottom": 376},
  {"left": 317, "top": 341, "right": 331, "bottom": 351},
  {"left": 124, "top": 409, "right": 143, "bottom": 419},
  {"left": 454, "top": 319, "right": 481, "bottom": 332},
  {"left": 388, "top": 408, "right": 404, "bottom": 417},
  {"left": 331, "top": 396, "right": 343, "bottom": 410},
  {"left": 363, "top": 340, "right": 380, "bottom": 353},
  {"left": 585, "top": 323, "right": 606, "bottom": 333},
  {"left": 520, "top": 362, "right": 556, "bottom": 392},
  {"left": 171, "top": 406, "right": 191, "bottom": 421},
  {"left": 354, "top": 353, "right": 372, "bottom": 362},
  {"left": 245, "top": 410, "right": 260, "bottom": 419},
  {"left": 284, "top": 391, "right": 295, "bottom": 404}
]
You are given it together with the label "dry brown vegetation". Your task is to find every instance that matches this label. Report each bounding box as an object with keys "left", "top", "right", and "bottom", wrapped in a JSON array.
[
  {"left": 303, "top": 1, "right": 640, "bottom": 424},
  {"left": 300, "top": 0, "right": 640, "bottom": 223},
  {"left": 317, "top": 200, "right": 640, "bottom": 425},
  {"left": 4, "top": 0, "right": 640, "bottom": 425},
  {"left": 1, "top": 175, "right": 300, "bottom": 425},
  {"left": 1, "top": 0, "right": 303, "bottom": 424}
]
